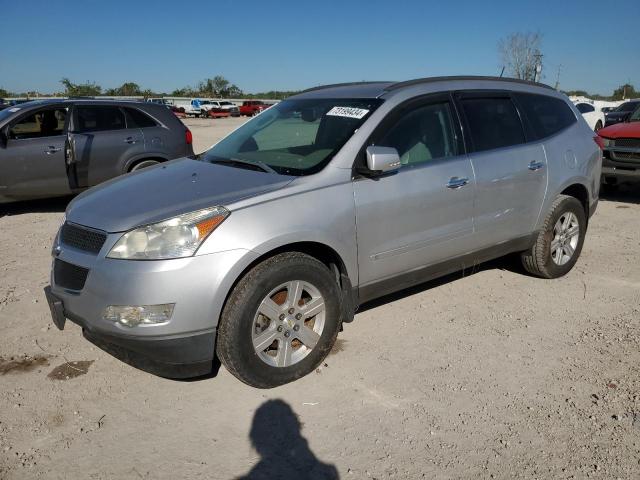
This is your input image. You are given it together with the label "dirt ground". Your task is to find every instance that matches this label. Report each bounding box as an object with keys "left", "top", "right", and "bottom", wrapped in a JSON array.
[{"left": 1, "top": 117, "right": 639, "bottom": 479}]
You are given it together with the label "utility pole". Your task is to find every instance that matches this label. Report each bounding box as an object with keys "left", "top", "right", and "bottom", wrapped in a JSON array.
[
  {"left": 554, "top": 64, "right": 562, "bottom": 90},
  {"left": 533, "top": 54, "right": 543, "bottom": 83}
]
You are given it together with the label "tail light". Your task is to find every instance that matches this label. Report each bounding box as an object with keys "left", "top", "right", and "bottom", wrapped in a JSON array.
[
  {"left": 185, "top": 129, "right": 193, "bottom": 145},
  {"left": 593, "top": 135, "right": 605, "bottom": 150}
]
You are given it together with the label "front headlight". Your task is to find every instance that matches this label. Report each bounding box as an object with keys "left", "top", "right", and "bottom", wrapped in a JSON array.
[
  {"left": 601, "top": 137, "right": 612, "bottom": 148},
  {"left": 107, "top": 207, "right": 229, "bottom": 260}
]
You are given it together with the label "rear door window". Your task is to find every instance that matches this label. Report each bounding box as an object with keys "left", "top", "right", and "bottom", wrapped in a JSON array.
[
  {"left": 8, "top": 107, "right": 68, "bottom": 139},
  {"left": 459, "top": 97, "right": 525, "bottom": 152},
  {"left": 515, "top": 93, "right": 576, "bottom": 139},
  {"left": 124, "top": 108, "right": 158, "bottom": 128},
  {"left": 75, "top": 106, "right": 126, "bottom": 133}
]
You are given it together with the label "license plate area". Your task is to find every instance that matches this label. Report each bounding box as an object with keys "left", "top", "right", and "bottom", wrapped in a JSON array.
[{"left": 44, "top": 286, "right": 66, "bottom": 330}]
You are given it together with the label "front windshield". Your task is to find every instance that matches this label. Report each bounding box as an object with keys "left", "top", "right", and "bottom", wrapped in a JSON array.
[
  {"left": 629, "top": 106, "right": 640, "bottom": 122},
  {"left": 202, "top": 98, "right": 382, "bottom": 176}
]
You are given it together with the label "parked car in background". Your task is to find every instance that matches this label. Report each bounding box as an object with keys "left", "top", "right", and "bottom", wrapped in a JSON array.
[
  {"left": 575, "top": 102, "right": 604, "bottom": 131},
  {"left": 206, "top": 100, "right": 240, "bottom": 117},
  {"left": 240, "top": 100, "right": 271, "bottom": 116},
  {"left": 44, "top": 76, "right": 600, "bottom": 388},
  {"left": 598, "top": 105, "right": 640, "bottom": 189},
  {"left": 146, "top": 98, "right": 172, "bottom": 109},
  {"left": 604, "top": 100, "right": 640, "bottom": 126},
  {"left": 601, "top": 106, "right": 616, "bottom": 113},
  {"left": 0, "top": 99, "right": 193, "bottom": 203},
  {"left": 172, "top": 99, "right": 209, "bottom": 118},
  {"left": 0, "top": 99, "right": 8, "bottom": 111}
]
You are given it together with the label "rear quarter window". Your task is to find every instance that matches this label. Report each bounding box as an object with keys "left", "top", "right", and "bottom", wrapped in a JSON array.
[
  {"left": 125, "top": 108, "right": 158, "bottom": 128},
  {"left": 515, "top": 93, "right": 576, "bottom": 139}
]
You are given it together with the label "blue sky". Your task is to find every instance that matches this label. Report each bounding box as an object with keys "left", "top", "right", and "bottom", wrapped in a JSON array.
[{"left": 1, "top": 0, "right": 638, "bottom": 95}]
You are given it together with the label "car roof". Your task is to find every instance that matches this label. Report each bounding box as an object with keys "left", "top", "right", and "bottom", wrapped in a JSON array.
[{"left": 292, "top": 76, "right": 555, "bottom": 100}]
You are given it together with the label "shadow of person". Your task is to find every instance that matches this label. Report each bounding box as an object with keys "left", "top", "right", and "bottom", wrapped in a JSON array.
[{"left": 237, "top": 399, "right": 339, "bottom": 480}]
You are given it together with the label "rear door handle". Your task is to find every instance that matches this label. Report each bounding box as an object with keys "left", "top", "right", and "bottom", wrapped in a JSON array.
[
  {"left": 528, "top": 161, "right": 545, "bottom": 171},
  {"left": 446, "top": 177, "right": 469, "bottom": 189},
  {"left": 124, "top": 137, "right": 138, "bottom": 144},
  {"left": 44, "top": 146, "right": 61, "bottom": 154}
]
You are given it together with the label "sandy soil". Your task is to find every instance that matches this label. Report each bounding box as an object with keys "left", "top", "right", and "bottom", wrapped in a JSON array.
[{"left": 1, "top": 117, "right": 639, "bottom": 479}]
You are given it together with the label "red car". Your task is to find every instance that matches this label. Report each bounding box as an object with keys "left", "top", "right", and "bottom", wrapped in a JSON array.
[
  {"left": 598, "top": 105, "right": 640, "bottom": 188},
  {"left": 239, "top": 100, "right": 271, "bottom": 116}
]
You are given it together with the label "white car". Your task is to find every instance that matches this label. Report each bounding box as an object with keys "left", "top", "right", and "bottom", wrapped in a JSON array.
[{"left": 575, "top": 102, "right": 605, "bottom": 131}]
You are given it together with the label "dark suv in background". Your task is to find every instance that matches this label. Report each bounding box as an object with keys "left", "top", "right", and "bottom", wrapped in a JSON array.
[
  {"left": 0, "top": 99, "right": 193, "bottom": 204},
  {"left": 604, "top": 100, "right": 640, "bottom": 127}
]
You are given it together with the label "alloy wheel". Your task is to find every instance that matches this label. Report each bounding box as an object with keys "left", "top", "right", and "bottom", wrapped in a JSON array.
[
  {"left": 251, "top": 280, "right": 326, "bottom": 367},
  {"left": 551, "top": 212, "right": 580, "bottom": 266}
]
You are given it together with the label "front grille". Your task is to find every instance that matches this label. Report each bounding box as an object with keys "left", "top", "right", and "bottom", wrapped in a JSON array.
[
  {"left": 613, "top": 151, "right": 640, "bottom": 162},
  {"left": 613, "top": 138, "right": 640, "bottom": 148},
  {"left": 54, "top": 259, "right": 89, "bottom": 291},
  {"left": 60, "top": 223, "right": 107, "bottom": 254}
]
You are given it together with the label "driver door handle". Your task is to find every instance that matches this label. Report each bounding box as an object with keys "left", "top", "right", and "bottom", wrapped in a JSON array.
[
  {"left": 446, "top": 177, "right": 469, "bottom": 189},
  {"left": 44, "top": 146, "right": 61, "bottom": 154},
  {"left": 124, "top": 136, "right": 139, "bottom": 144},
  {"left": 528, "top": 161, "right": 545, "bottom": 171}
]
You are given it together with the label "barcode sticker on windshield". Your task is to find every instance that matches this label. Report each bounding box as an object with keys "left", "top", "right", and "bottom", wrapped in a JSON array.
[{"left": 326, "top": 107, "right": 369, "bottom": 119}]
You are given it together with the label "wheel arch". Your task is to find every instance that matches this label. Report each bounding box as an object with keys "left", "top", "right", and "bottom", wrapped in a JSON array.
[
  {"left": 219, "top": 241, "right": 357, "bottom": 328},
  {"left": 124, "top": 155, "right": 169, "bottom": 173},
  {"left": 560, "top": 182, "right": 590, "bottom": 218}
]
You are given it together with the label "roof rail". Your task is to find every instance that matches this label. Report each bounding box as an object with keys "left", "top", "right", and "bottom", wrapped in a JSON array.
[
  {"left": 384, "top": 76, "right": 554, "bottom": 92},
  {"left": 301, "top": 81, "right": 392, "bottom": 93}
]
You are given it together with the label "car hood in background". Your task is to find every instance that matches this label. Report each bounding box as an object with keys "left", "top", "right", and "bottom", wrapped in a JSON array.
[
  {"left": 599, "top": 121, "right": 640, "bottom": 139},
  {"left": 66, "top": 158, "right": 294, "bottom": 232}
]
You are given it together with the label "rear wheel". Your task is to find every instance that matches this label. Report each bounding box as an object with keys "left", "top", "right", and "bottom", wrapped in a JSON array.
[
  {"left": 594, "top": 120, "right": 603, "bottom": 131},
  {"left": 129, "top": 159, "right": 160, "bottom": 172},
  {"left": 521, "top": 195, "right": 586, "bottom": 279},
  {"left": 216, "top": 252, "right": 342, "bottom": 388}
]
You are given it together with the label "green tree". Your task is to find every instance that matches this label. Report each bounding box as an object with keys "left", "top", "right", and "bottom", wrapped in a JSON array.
[
  {"left": 612, "top": 84, "right": 637, "bottom": 100},
  {"left": 0, "top": 87, "right": 10, "bottom": 98},
  {"left": 60, "top": 78, "right": 102, "bottom": 96},
  {"left": 171, "top": 86, "right": 194, "bottom": 97}
]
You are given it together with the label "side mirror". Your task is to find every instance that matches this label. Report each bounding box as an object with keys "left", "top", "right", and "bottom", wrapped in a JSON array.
[{"left": 365, "top": 146, "right": 401, "bottom": 174}]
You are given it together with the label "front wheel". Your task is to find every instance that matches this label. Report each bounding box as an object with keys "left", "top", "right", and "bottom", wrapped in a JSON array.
[
  {"left": 216, "top": 252, "right": 342, "bottom": 388},
  {"left": 521, "top": 195, "right": 586, "bottom": 279}
]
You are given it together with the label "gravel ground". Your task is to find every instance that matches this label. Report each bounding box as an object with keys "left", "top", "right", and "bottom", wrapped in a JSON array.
[{"left": 1, "top": 117, "right": 639, "bottom": 479}]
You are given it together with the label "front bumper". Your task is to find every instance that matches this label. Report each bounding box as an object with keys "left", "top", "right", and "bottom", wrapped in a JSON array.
[
  {"left": 47, "top": 235, "right": 257, "bottom": 377},
  {"left": 602, "top": 147, "right": 640, "bottom": 179},
  {"left": 47, "top": 286, "right": 215, "bottom": 378}
]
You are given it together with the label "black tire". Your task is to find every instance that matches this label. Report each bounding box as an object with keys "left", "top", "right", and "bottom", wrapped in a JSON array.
[
  {"left": 521, "top": 195, "right": 586, "bottom": 279},
  {"left": 594, "top": 120, "right": 603, "bottom": 131},
  {"left": 216, "top": 252, "right": 342, "bottom": 388}
]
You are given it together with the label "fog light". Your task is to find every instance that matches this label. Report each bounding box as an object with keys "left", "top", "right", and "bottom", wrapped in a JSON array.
[{"left": 103, "top": 304, "right": 175, "bottom": 327}]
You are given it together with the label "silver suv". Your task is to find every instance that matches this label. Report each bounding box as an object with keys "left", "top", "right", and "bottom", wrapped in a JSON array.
[
  {"left": 45, "top": 77, "right": 602, "bottom": 388},
  {"left": 0, "top": 99, "right": 194, "bottom": 203}
]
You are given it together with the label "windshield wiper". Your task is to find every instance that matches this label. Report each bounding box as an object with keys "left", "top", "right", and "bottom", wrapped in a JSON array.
[{"left": 209, "top": 157, "right": 277, "bottom": 174}]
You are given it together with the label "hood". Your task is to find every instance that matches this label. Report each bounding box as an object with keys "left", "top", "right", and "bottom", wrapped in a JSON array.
[
  {"left": 66, "top": 158, "right": 294, "bottom": 232},
  {"left": 599, "top": 121, "right": 640, "bottom": 139}
]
